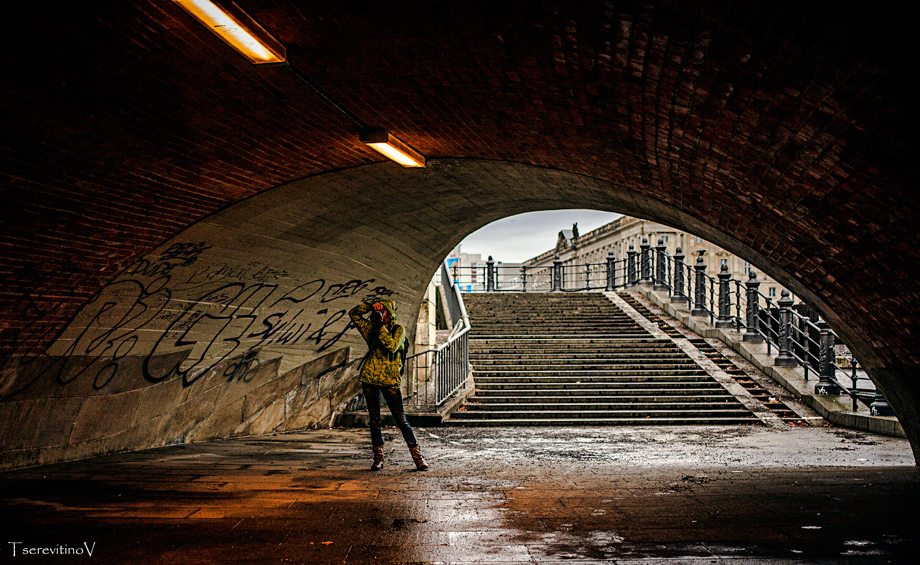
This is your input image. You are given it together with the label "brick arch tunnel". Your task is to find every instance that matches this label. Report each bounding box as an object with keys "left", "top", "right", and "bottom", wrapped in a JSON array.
[{"left": 1, "top": 1, "right": 918, "bottom": 466}]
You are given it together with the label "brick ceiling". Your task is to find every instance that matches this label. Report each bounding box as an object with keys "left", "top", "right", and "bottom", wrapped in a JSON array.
[{"left": 2, "top": 1, "right": 918, "bottom": 372}]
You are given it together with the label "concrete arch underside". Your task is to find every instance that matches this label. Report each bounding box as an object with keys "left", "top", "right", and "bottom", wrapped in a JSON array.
[{"left": 2, "top": 159, "right": 919, "bottom": 467}]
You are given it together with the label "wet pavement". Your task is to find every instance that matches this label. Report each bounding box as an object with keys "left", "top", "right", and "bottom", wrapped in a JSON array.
[{"left": 1, "top": 425, "right": 917, "bottom": 564}]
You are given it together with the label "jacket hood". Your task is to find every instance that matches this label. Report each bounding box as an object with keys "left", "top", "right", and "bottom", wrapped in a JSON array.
[{"left": 378, "top": 298, "right": 397, "bottom": 322}]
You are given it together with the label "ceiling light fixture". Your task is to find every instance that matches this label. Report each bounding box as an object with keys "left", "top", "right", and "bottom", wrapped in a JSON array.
[
  {"left": 173, "top": 2, "right": 427, "bottom": 167},
  {"left": 359, "top": 128, "right": 427, "bottom": 167},
  {"left": 173, "top": 0, "right": 286, "bottom": 64}
]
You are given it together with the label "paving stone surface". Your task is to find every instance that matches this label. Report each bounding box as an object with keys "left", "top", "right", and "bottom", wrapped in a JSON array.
[{"left": 1, "top": 426, "right": 917, "bottom": 564}]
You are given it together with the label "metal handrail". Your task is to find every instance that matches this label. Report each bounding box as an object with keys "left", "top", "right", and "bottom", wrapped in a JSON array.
[{"left": 405, "top": 265, "right": 471, "bottom": 408}]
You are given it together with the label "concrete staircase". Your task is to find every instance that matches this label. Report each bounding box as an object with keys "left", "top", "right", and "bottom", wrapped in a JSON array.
[{"left": 447, "top": 292, "right": 757, "bottom": 426}]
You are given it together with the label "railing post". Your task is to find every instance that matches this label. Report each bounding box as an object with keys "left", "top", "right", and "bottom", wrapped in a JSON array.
[
  {"left": 486, "top": 255, "right": 495, "bottom": 292},
  {"left": 814, "top": 321, "right": 841, "bottom": 395},
  {"left": 691, "top": 252, "right": 708, "bottom": 316},
  {"left": 626, "top": 245, "right": 637, "bottom": 287},
  {"left": 871, "top": 389, "right": 894, "bottom": 416},
  {"left": 671, "top": 248, "right": 686, "bottom": 303},
  {"left": 743, "top": 272, "right": 763, "bottom": 342},
  {"left": 552, "top": 255, "right": 562, "bottom": 292},
  {"left": 451, "top": 264, "right": 459, "bottom": 287},
  {"left": 639, "top": 238, "right": 652, "bottom": 286},
  {"left": 774, "top": 290, "right": 798, "bottom": 367},
  {"left": 605, "top": 251, "right": 616, "bottom": 291},
  {"left": 521, "top": 265, "right": 528, "bottom": 292},
  {"left": 653, "top": 238, "right": 668, "bottom": 290},
  {"left": 716, "top": 264, "right": 733, "bottom": 328},
  {"left": 850, "top": 361, "right": 859, "bottom": 412}
]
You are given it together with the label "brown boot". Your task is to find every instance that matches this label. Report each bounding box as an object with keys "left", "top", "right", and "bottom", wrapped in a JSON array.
[
  {"left": 409, "top": 445, "right": 429, "bottom": 471},
  {"left": 370, "top": 446, "right": 384, "bottom": 471}
]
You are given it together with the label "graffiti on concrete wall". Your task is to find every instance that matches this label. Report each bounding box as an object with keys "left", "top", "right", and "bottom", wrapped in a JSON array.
[{"left": 1, "top": 242, "right": 396, "bottom": 397}]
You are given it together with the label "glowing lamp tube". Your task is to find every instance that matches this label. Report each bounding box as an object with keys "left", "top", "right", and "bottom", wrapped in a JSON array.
[
  {"left": 359, "top": 128, "right": 426, "bottom": 167},
  {"left": 174, "top": 0, "right": 286, "bottom": 64}
]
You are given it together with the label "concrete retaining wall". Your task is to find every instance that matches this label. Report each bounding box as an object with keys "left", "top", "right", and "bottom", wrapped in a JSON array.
[{"left": 0, "top": 346, "right": 361, "bottom": 470}]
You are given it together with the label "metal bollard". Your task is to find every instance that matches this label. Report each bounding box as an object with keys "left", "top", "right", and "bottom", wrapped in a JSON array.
[
  {"left": 639, "top": 238, "right": 652, "bottom": 286},
  {"left": 716, "top": 264, "right": 733, "bottom": 328},
  {"left": 671, "top": 248, "right": 687, "bottom": 303},
  {"left": 627, "top": 245, "right": 638, "bottom": 287},
  {"left": 486, "top": 256, "right": 495, "bottom": 292},
  {"left": 743, "top": 272, "right": 763, "bottom": 342},
  {"left": 654, "top": 238, "right": 668, "bottom": 291},
  {"left": 691, "top": 252, "right": 708, "bottom": 316},
  {"left": 774, "top": 290, "right": 798, "bottom": 367},
  {"left": 814, "top": 321, "right": 841, "bottom": 394},
  {"left": 606, "top": 251, "right": 616, "bottom": 291},
  {"left": 552, "top": 255, "right": 562, "bottom": 292}
]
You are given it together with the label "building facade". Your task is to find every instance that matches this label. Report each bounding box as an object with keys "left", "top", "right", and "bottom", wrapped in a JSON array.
[{"left": 524, "top": 216, "right": 788, "bottom": 299}]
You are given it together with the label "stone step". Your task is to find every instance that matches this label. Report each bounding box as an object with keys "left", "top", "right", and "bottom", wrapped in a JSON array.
[
  {"left": 470, "top": 344, "right": 668, "bottom": 351},
  {"left": 448, "top": 409, "right": 757, "bottom": 420},
  {"left": 471, "top": 352, "right": 693, "bottom": 360},
  {"left": 444, "top": 416, "right": 760, "bottom": 426},
  {"left": 471, "top": 322, "right": 635, "bottom": 326},
  {"left": 471, "top": 388, "right": 732, "bottom": 398},
  {"left": 474, "top": 355, "right": 701, "bottom": 369},
  {"left": 471, "top": 330, "right": 651, "bottom": 336},
  {"left": 472, "top": 364, "right": 702, "bottom": 372},
  {"left": 471, "top": 324, "right": 647, "bottom": 329},
  {"left": 471, "top": 356, "right": 698, "bottom": 364},
  {"left": 473, "top": 365, "right": 703, "bottom": 374},
  {"left": 474, "top": 382, "right": 726, "bottom": 391},
  {"left": 472, "top": 320, "right": 633, "bottom": 323},
  {"left": 471, "top": 335, "right": 666, "bottom": 341},
  {"left": 474, "top": 370, "right": 708, "bottom": 379},
  {"left": 469, "top": 315, "right": 638, "bottom": 321},
  {"left": 464, "top": 400, "right": 741, "bottom": 410},
  {"left": 470, "top": 337, "right": 660, "bottom": 345}
]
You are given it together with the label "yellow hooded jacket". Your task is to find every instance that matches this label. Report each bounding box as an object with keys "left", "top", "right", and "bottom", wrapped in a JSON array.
[{"left": 349, "top": 299, "right": 405, "bottom": 388}]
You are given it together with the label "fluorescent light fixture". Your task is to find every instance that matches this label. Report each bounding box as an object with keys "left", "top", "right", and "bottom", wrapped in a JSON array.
[
  {"left": 174, "top": 0, "right": 286, "bottom": 64},
  {"left": 359, "top": 128, "right": 426, "bottom": 167}
]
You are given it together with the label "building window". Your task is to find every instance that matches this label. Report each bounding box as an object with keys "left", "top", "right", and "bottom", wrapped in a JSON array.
[
  {"left": 695, "top": 237, "right": 703, "bottom": 243},
  {"left": 662, "top": 235, "right": 669, "bottom": 243},
  {"left": 720, "top": 259, "right": 728, "bottom": 268},
  {"left": 769, "top": 287, "right": 776, "bottom": 298},
  {"left": 743, "top": 262, "right": 751, "bottom": 275}
]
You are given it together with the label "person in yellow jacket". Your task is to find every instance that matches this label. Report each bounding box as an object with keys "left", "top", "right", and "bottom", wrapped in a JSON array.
[{"left": 349, "top": 299, "right": 428, "bottom": 471}]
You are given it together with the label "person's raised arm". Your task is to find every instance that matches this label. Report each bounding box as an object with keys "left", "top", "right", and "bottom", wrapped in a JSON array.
[
  {"left": 349, "top": 303, "right": 374, "bottom": 341},
  {"left": 377, "top": 324, "right": 405, "bottom": 352}
]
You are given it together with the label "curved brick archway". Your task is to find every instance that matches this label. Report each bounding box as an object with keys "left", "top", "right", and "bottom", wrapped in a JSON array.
[{"left": 1, "top": 1, "right": 918, "bottom": 462}]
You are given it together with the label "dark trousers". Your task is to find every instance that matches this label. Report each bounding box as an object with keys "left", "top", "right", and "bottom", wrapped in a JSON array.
[{"left": 362, "top": 383, "right": 418, "bottom": 448}]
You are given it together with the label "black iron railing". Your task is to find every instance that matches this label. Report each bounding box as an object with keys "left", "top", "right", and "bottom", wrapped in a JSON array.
[{"left": 450, "top": 254, "right": 629, "bottom": 293}]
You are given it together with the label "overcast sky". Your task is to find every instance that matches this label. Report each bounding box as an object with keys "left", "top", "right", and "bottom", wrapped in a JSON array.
[{"left": 455, "top": 209, "right": 623, "bottom": 264}]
